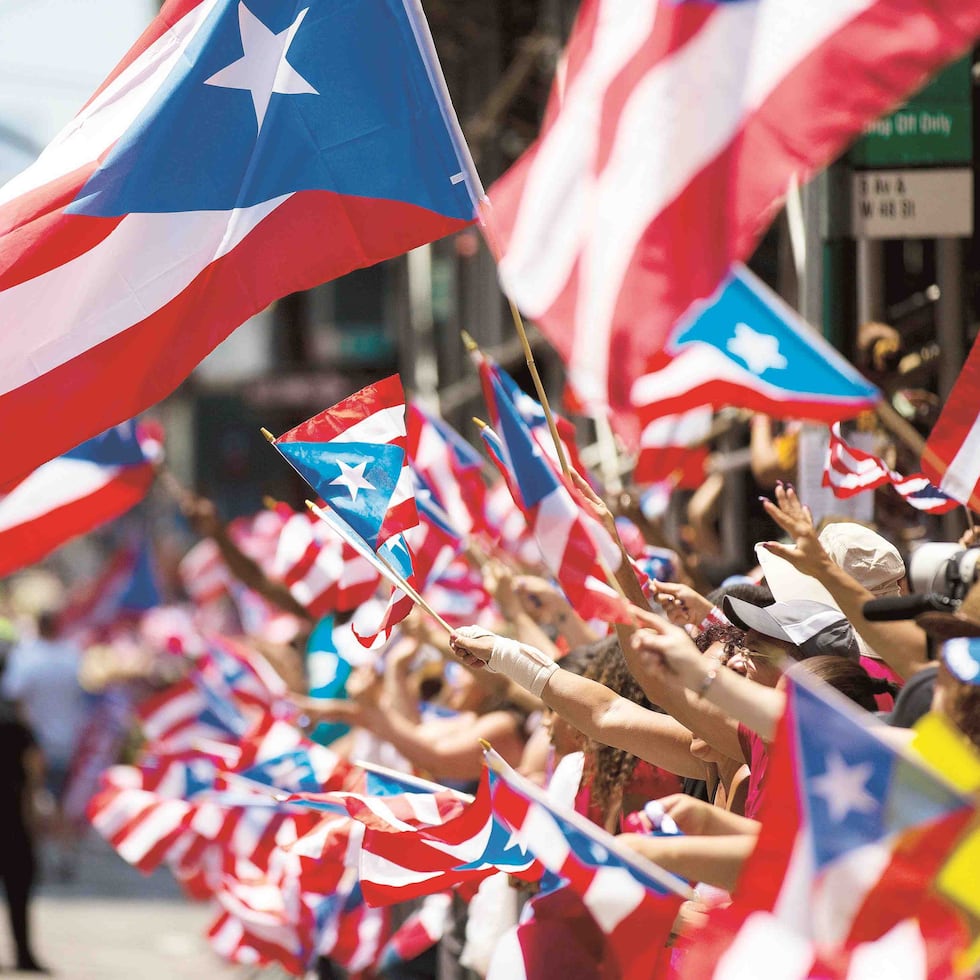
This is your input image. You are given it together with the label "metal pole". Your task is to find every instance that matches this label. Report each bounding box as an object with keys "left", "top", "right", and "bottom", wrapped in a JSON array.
[
  {"left": 799, "top": 175, "right": 825, "bottom": 328},
  {"left": 407, "top": 244, "right": 439, "bottom": 409},
  {"left": 936, "top": 236, "right": 967, "bottom": 537},
  {"left": 935, "top": 238, "right": 965, "bottom": 401},
  {"left": 856, "top": 239, "right": 886, "bottom": 323}
]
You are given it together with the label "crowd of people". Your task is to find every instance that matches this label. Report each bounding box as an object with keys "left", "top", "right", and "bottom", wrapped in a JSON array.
[{"left": 1, "top": 413, "right": 979, "bottom": 979}]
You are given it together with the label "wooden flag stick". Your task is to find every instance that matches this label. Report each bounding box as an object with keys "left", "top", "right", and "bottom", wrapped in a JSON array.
[
  {"left": 965, "top": 507, "right": 977, "bottom": 536},
  {"left": 504, "top": 299, "right": 572, "bottom": 477},
  {"left": 305, "top": 500, "right": 454, "bottom": 635}
]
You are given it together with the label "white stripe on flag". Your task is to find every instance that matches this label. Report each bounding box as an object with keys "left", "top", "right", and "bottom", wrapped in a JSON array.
[
  {"left": 498, "top": 0, "right": 659, "bottom": 317},
  {"left": 938, "top": 410, "right": 980, "bottom": 504},
  {"left": 0, "top": 196, "right": 290, "bottom": 397},
  {"left": 845, "top": 920, "right": 928, "bottom": 980},
  {"left": 713, "top": 912, "right": 815, "bottom": 980},
  {"left": 359, "top": 851, "right": 444, "bottom": 888},
  {"left": 0, "top": 459, "right": 124, "bottom": 530}
]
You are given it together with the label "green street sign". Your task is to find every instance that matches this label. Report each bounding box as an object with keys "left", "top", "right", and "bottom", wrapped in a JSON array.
[{"left": 847, "top": 56, "right": 973, "bottom": 168}]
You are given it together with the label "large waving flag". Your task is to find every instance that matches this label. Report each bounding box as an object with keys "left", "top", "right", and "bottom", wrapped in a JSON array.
[
  {"left": 488, "top": 0, "right": 980, "bottom": 432},
  {"left": 0, "top": 0, "right": 482, "bottom": 485},
  {"left": 678, "top": 675, "right": 976, "bottom": 978},
  {"left": 0, "top": 420, "right": 158, "bottom": 577},
  {"left": 630, "top": 265, "right": 880, "bottom": 424}
]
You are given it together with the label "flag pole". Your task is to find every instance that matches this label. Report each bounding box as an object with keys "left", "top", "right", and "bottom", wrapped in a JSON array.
[
  {"left": 261, "top": 426, "right": 454, "bottom": 635},
  {"left": 505, "top": 298, "right": 572, "bottom": 477},
  {"left": 305, "top": 501, "right": 454, "bottom": 635}
]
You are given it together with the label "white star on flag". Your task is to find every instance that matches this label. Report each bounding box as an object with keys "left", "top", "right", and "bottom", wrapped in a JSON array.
[
  {"left": 330, "top": 460, "right": 375, "bottom": 502},
  {"left": 809, "top": 751, "right": 879, "bottom": 823},
  {"left": 726, "top": 322, "right": 788, "bottom": 375},
  {"left": 205, "top": 2, "right": 318, "bottom": 132}
]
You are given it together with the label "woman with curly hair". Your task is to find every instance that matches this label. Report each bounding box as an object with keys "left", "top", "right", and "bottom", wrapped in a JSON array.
[{"left": 576, "top": 636, "right": 682, "bottom": 832}]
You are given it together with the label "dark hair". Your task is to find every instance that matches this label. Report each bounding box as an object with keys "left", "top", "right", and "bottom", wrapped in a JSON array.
[
  {"left": 694, "top": 622, "right": 746, "bottom": 656},
  {"left": 37, "top": 610, "right": 60, "bottom": 640},
  {"left": 787, "top": 656, "right": 898, "bottom": 712},
  {"left": 706, "top": 582, "right": 774, "bottom": 609},
  {"left": 559, "top": 640, "right": 603, "bottom": 677},
  {"left": 580, "top": 637, "right": 655, "bottom": 819}
]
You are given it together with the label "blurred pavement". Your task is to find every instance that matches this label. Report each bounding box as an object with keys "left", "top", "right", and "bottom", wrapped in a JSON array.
[{"left": 5, "top": 834, "right": 259, "bottom": 979}]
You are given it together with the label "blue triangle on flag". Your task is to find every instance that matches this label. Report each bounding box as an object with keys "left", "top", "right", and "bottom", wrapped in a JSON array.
[
  {"left": 671, "top": 265, "right": 879, "bottom": 400},
  {"left": 276, "top": 440, "right": 404, "bottom": 548},
  {"left": 492, "top": 376, "right": 558, "bottom": 509},
  {"left": 118, "top": 541, "right": 161, "bottom": 611},
  {"left": 63, "top": 421, "right": 147, "bottom": 467}
]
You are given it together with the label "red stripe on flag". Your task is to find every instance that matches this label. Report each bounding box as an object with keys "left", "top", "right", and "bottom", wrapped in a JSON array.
[
  {"left": 0, "top": 463, "right": 154, "bottom": 577},
  {"left": 0, "top": 191, "right": 470, "bottom": 485}
]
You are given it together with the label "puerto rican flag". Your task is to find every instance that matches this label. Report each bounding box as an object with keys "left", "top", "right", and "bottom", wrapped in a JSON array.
[
  {"left": 630, "top": 265, "right": 880, "bottom": 426},
  {"left": 678, "top": 675, "right": 975, "bottom": 978},
  {"left": 482, "top": 372, "right": 632, "bottom": 622},
  {"left": 0, "top": 0, "right": 481, "bottom": 485},
  {"left": 407, "top": 402, "right": 489, "bottom": 538},
  {"left": 272, "top": 509, "right": 379, "bottom": 619},
  {"left": 272, "top": 376, "right": 418, "bottom": 553},
  {"left": 355, "top": 767, "right": 541, "bottom": 907},
  {"left": 0, "top": 420, "right": 158, "bottom": 577},
  {"left": 922, "top": 331, "right": 980, "bottom": 512},
  {"left": 825, "top": 423, "right": 958, "bottom": 515},
  {"left": 487, "top": 750, "right": 687, "bottom": 980},
  {"left": 488, "top": 0, "right": 980, "bottom": 437}
]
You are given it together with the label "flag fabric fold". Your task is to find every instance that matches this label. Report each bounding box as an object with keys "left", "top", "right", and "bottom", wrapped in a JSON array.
[
  {"left": 825, "top": 423, "right": 958, "bottom": 515},
  {"left": 0, "top": 420, "right": 158, "bottom": 577}
]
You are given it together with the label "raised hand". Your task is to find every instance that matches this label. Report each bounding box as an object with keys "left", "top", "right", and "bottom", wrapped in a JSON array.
[
  {"left": 627, "top": 611, "right": 708, "bottom": 692},
  {"left": 758, "top": 483, "right": 829, "bottom": 577},
  {"left": 449, "top": 626, "right": 496, "bottom": 670},
  {"left": 651, "top": 580, "right": 713, "bottom": 628}
]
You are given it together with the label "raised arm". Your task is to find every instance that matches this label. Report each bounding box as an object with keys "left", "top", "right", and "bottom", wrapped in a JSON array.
[
  {"left": 450, "top": 628, "right": 705, "bottom": 778},
  {"left": 760, "top": 485, "right": 927, "bottom": 678}
]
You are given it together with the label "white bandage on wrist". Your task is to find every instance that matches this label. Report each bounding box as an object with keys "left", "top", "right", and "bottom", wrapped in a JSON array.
[{"left": 487, "top": 637, "right": 559, "bottom": 697}]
